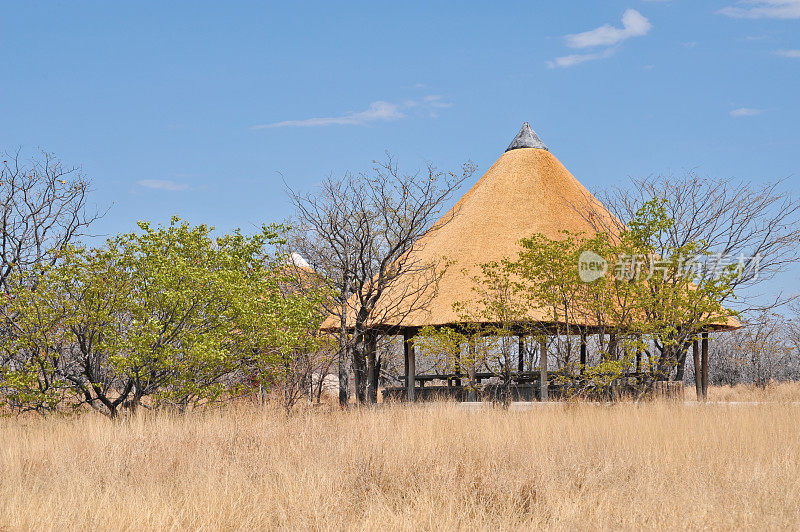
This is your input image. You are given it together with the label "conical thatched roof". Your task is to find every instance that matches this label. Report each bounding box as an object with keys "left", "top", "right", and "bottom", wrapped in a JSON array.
[
  {"left": 320, "top": 123, "right": 740, "bottom": 332},
  {"left": 320, "top": 124, "right": 615, "bottom": 331},
  {"left": 390, "top": 127, "right": 613, "bottom": 328}
]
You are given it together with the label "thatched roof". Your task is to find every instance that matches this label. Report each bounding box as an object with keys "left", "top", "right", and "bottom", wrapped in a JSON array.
[
  {"left": 320, "top": 124, "right": 608, "bottom": 330},
  {"left": 320, "top": 123, "right": 740, "bottom": 332}
]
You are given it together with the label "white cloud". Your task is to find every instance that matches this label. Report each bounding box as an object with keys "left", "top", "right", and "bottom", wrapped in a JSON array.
[
  {"left": 547, "top": 48, "right": 617, "bottom": 68},
  {"left": 547, "top": 9, "right": 651, "bottom": 68},
  {"left": 253, "top": 101, "right": 403, "bottom": 128},
  {"left": 774, "top": 49, "right": 800, "bottom": 57},
  {"left": 137, "top": 179, "right": 189, "bottom": 191},
  {"left": 422, "top": 95, "right": 452, "bottom": 108},
  {"left": 718, "top": 0, "right": 800, "bottom": 19},
  {"left": 565, "top": 9, "right": 652, "bottom": 48},
  {"left": 253, "top": 96, "right": 450, "bottom": 128},
  {"left": 730, "top": 107, "right": 764, "bottom": 117}
]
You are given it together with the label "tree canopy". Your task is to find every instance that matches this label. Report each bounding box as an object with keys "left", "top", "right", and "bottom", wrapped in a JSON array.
[{"left": 0, "top": 218, "right": 327, "bottom": 416}]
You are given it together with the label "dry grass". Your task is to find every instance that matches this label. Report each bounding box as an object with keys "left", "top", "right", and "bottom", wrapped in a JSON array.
[
  {"left": 2, "top": 387, "right": 800, "bottom": 530},
  {"left": 702, "top": 381, "right": 800, "bottom": 402}
]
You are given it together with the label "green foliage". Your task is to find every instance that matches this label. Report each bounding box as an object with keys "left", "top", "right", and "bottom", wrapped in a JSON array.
[
  {"left": 449, "top": 197, "right": 739, "bottom": 396},
  {"left": 0, "top": 363, "right": 67, "bottom": 413},
  {"left": 0, "top": 217, "right": 327, "bottom": 416},
  {"left": 415, "top": 325, "right": 467, "bottom": 375},
  {"left": 625, "top": 198, "right": 674, "bottom": 248}
]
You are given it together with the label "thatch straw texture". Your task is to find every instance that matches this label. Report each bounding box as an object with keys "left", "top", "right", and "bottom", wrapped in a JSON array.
[
  {"left": 322, "top": 146, "right": 619, "bottom": 330},
  {"left": 320, "top": 139, "right": 740, "bottom": 332}
]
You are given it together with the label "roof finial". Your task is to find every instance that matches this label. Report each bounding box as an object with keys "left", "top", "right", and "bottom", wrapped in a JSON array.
[{"left": 505, "top": 122, "right": 548, "bottom": 152}]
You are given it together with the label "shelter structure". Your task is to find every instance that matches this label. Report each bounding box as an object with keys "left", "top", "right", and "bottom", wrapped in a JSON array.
[{"left": 323, "top": 123, "right": 737, "bottom": 402}]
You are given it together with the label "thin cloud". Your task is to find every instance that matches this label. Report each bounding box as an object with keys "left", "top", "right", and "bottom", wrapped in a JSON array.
[
  {"left": 137, "top": 179, "right": 190, "bottom": 191},
  {"left": 253, "top": 96, "right": 450, "bottom": 129},
  {"left": 565, "top": 9, "right": 652, "bottom": 48},
  {"left": 547, "top": 48, "right": 617, "bottom": 68},
  {"left": 730, "top": 107, "right": 764, "bottom": 117},
  {"left": 774, "top": 49, "right": 800, "bottom": 57},
  {"left": 718, "top": 0, "right": 800, "bottom": 19},
  {"left": 423, "top": 95, "right": 452, "bottom": 108},
  {"left": 547, "top": 9, "right": 651, "bottom": 68},
  {"left": 253, "top": 101, "right": 403, "bottom": 129}
]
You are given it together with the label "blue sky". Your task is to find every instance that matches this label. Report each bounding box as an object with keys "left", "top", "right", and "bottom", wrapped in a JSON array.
[{"left": 2, "top": 1, "right": 799, "bottom": 241}]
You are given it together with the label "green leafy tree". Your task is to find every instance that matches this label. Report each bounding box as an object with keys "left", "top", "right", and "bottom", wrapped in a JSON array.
[
  {"left": 445, "top": 200, "right": 738, "bottom": 400},
  {"left": 621, "top": 199, "right": 738, "bottom": 381},
  {"left": 1, "top": 218, "right": 326, "bottom": 417}
]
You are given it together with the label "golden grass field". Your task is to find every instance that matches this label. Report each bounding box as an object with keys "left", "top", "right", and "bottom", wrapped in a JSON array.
[{"left": 2, "top": 384, "right": 800, "bottom": 531}]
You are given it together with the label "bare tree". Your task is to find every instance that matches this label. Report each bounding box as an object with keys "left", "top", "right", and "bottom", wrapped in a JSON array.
[
  {"left": 577, "top": 171, "right": 800, "bottom": 379},
  {"left": 598, "top": 172, "right": 800, "bottom": 311},
  {"left": 309, "top": 343, "right": 338, "bottom": 403},
  {"left": 701, "top": 312, "right": 798, "bottom": 387},
  {"left": 288, "top": 156, "right": 475, "bottom": 405},
  {"left": 0, "top": 149, "right": 102, "bottom": 293},
  {"left": 0, "top": 149, "right": 103, "bottom": 387}
]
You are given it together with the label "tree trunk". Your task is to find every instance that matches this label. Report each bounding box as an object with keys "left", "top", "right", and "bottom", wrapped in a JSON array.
[
  {"left": 701, "top": 331, "right": 709, "bottom": 401},
  {"left": 338, "top": 294, "right": 350, "bottom": 407},
  {"left": 693, "top": 339, "right": 702, "bottom": 401},
  {"left": 607, "top": 333, "right": 618, "bottom": 361},
  {"left": 366, "top": 330, "right": 378, "bottom": 404},
  {"left": 654, "top": 343, "right": 675, "bottom": 381},
  {"left": 338, "top": 340, "right": 349, "bottom": 407},
  {"left": 352, "top": 339, "right": 367, "bottom": 404},
  {"left": 580, "top": 333, "right": 587, "bottom": 374},
  {"left": 375, "top": 355, "right": 382, "bottom": 395},
  {"left": 404, "top": 328, "right": 416, "bottom": 402},
  {"left": 675, "top": 346, "right": 687, "bottom": 382}
]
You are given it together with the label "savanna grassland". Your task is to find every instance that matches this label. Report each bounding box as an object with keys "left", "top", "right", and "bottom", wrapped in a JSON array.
[{"left": 2, "top": 385, "right": 800, "bottom": 531}]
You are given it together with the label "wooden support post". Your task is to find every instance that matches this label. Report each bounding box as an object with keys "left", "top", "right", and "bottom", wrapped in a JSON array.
[
  {"left": 692, "top": 339, "right": 702, "bottom": 401},
  {"left": 366, "top": 330, "right": 378, "bottom": 404},
  {"left": 539, "top": 337, "right": 548, "bottom": 401},
  {"left": 403, "top": 334, "right": 409, "bottom": 384},
  {"left": 518, "top": 336, "right": 525, "bottom": 373},
  {"left": 403, "top": 328, "right": 416, "bottom": 403},
  {"left": 580, "top": 333, "right": 587, "bottom": 375},
  {"left": 701, "top": 331, "right": 709, "bottom": 401},
  {"left": 527, "top": 337, "right": 534, "bottom": 372},
  {"left": 468, "top": 338, "right": 477, "bottom": 402},
  {"left": 453, "top": 349, "right": 462, "bottom": 388}
]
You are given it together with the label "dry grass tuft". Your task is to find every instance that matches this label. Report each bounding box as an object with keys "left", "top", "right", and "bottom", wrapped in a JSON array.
[
  {"left": 702, "top": 381, "right": 800, "bottom": 402},
  {"left": 2, "top": 387, "right": 799, "bottom": 530}
]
